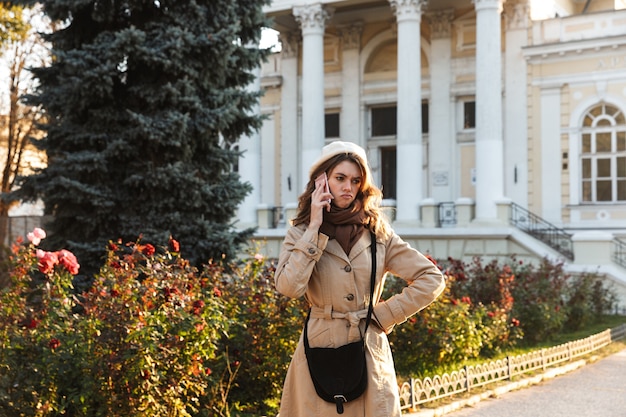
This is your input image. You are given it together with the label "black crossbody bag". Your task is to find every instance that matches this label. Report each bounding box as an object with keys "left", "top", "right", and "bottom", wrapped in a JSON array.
[{"left": 303, "top": 232, "right": 377, "bottom": 414}]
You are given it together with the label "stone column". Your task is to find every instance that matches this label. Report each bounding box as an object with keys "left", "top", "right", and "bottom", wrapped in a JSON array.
[
  {"left": 473, "top": 0, "right": 505, "bottom": 223},
  {"left": 540, "top": 87, "right": 563, "bottom": 223},
  {"left": 425, "top": 8, "right": 455, "bottom": 203},
  {"left": 293, "top": 3, "right": 333, "bottom": 189},
  {"left": 339, "top": 23, "right": 363, "bottom": 146},
  {"left": 279, "top": 32, "right": 300, "bottom": 208},
  {"left": 503, "top": 0, "right": 530, "bottom": 208},
  {"left": 237, "top": 64, "right": 262, "bottom": 228},
  {"left": 389, "top": 0, "right": 425, "bottom": 225}
]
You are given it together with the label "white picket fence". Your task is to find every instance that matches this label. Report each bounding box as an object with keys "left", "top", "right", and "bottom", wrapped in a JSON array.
[{"left": 399, "top": 323, "right": 626, "bottom": 411}]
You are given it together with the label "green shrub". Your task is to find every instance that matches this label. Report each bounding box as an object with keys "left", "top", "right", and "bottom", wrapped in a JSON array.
[
  {"left": 385, "top": 257, "right": 523, "bottom": 379},
  {"left": 508, "top": 258, "right": 569, "bottom": 344},
  {"left": 564, "top": 272, "right": 617, "bottom": 332},
  {"left": 0, "top": 230, "right": 231, "bottom": 416},
  {"left": 210, "top": 254, "right": 307, "bottom": 416}
]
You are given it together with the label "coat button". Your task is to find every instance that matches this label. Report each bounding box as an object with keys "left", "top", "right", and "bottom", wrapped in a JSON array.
[
  {"left": 344, "top": 265, "right": 352, "bottom": 272},
  {"left": 308, "top": 248, "right": 316, "bottom": 254},
  {"left": 346, "top": 294, "right": 355, "bottom": 301}
]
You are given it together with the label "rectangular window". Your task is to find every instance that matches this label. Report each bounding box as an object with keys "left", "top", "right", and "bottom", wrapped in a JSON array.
[
  {"left": 371, "top": 103, "right": 429, "bottom": 136},
  {"left": 618, "top": 156, "right": 626, "bottom": 200},
  {"left": 464, "top": 101, "right": 476, "bottom": 129},
  {"left": 596, "top": 132, "right": 612, "bottom": 152},
  {"left": 371, "top": 106, "right": 397, "bottom": 137},
  {"left": 582, "top": 133, "right": 592, "bottom": 153},
  {"left": 380, "top": 146, "right": 397, "bottom": 200},
  {"left": 325, "top": 112, "right": 340, "bottom": 138},
  {"left": 617, "top": 131, "right": 626, "bottom": 151}
]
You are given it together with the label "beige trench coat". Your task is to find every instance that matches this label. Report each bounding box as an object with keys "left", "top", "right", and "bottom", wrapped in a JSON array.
[{"left": 274, "top": 225, "right": 445, "bottom": 417}]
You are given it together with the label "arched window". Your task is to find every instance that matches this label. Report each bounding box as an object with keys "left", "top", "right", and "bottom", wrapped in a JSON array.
[{"left": 580, "top": 103, "right": 626, "bottom": 203}]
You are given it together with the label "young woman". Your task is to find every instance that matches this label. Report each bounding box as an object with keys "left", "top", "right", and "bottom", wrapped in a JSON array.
[{"left": 274, "top": 141, "right": 445, "bottom": 417}]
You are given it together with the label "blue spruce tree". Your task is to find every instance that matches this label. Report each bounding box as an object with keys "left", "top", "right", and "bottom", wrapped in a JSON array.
[{"left": 10, "top": 0, "right": 270, "bottom": 271}]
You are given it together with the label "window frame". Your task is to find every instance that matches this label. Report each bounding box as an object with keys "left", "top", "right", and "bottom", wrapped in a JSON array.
[{"left": 579, "top": 103, "right": 626, "bottom": 204}]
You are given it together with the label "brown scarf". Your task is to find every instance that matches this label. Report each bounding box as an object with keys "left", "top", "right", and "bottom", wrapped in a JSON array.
[{"left": 319, "top": 200, "right": 366, "bottom": 255}]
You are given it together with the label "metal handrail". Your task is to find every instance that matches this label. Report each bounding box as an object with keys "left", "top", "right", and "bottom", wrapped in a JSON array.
[
  {"left": 437, "top": 202, "right": 456, "bottom": 227},
  {"left": 612, "top": 238, "right": 626, "bottom": 269},
  {"left": 509, "top": 202, "right": 574, "bottom": 260}
]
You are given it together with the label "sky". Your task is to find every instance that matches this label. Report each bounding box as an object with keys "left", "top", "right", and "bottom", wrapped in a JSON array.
[{"left": 260, "top": 28, "right": 281, "bottom": 52}]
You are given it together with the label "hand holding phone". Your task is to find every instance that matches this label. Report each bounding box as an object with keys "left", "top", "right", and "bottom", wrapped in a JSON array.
[{"left": 315, "top": 172, "right": 332, "bottom": 204}]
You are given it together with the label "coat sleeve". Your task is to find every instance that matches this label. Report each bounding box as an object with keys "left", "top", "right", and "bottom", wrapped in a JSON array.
[
  {"left": 373, "top": 232, "right": 446, "bottom": 333},
  {"left": 274, "top": 225, "right": 329, "bottom": 299}
]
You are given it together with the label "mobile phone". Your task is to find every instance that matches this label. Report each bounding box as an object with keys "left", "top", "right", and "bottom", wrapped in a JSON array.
[{"left": 315, "top": 173, "right": 331, "bottom": 203}]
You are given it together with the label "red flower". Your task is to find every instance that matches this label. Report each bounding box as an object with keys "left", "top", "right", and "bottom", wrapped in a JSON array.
[
  {"left": 511, "top": 318, "right": 520, "bottom": 327},
  {"left": 192, "top": 300, "right": 205, "bottom": 315},
  {"left": 108, "top": 242, "right": 119, "bottom": 251},
  {"left": 56, "top": 249, "right": 80, "bottom": 275},
  {"left": 26, "top": 318, "right": 39, "bottom": 329},
  {"left": 110, "top": 289, "right": 121, "bottom": 297},
  {"left": 36, "top": 250, "right": 58, "bottom": 274},
  {"left": 163, "top": 287, "right": 180, "bottom": 300},
  {"left": 205, "top": 367, "right": 212, "bottom": 376},
  {"left": 142, "top": 244, "right": 156, "bottom": 256},
  {"left": 213, "top": 287, "right": 222, "bottom": 297},
  {"left": 168, "top": 237, "right": 180, "bottom": 252},
  {"left": 49, "top": 338, "right": 61, "bottom": 350}
]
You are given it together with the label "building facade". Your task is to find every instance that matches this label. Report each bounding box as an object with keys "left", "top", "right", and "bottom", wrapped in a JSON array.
[{"left": 238, "top": 0, "right": 626, "bottom": 309}]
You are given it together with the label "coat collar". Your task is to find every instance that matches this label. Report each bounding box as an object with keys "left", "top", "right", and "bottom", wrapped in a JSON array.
[{"left": 323, "top": 230, "right": 373, "bottom": 262}]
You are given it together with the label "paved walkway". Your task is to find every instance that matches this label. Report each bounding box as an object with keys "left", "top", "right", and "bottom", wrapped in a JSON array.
[{"left": 407, "top": 348, "right": 626, "bottom": 417}]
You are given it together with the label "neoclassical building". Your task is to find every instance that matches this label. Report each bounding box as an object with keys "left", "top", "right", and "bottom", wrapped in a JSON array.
[{"left": 237, "top": 0, "right": 626, "bottom": 309}]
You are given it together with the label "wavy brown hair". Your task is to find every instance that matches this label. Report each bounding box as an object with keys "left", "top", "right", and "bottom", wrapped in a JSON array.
[{"left": 292, "top": 152, "right": 391, "bottom": 239}]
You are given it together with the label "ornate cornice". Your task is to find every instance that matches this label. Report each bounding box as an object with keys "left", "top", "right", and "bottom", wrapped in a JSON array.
[
  {"left": 426, "top": 8, "right": 455, "bottom": 39},
  {"left": 503, "top": 0, "right": 530, "bottom": 31},
  {"left": 388, "top": 0, "right": 426, "bottom": 22},
  {"left": 338, "top": 23, "right": 363, "bottom": 50},
  {"left": 279, "top": 31, "right": 300, "bottom": 59},
  {"left": 293, "top": 3, "right": 334, "bottom": 33}
]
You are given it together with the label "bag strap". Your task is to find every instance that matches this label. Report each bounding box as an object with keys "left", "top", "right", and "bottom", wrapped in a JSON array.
[
  {"left": 304, "top": 231, "right": 377, "bottom": 346},
  {"left": 363, "top": 231, "right": 376, "bottom": 335}
]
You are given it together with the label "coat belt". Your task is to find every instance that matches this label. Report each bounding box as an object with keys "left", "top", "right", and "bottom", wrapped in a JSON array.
[{"left": 310, "top": 305, "right": 369, "bottom": 340}]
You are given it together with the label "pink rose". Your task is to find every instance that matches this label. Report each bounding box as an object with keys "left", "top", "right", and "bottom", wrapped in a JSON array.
[
  {"left": 27, "top": 228, "right": 46, "bottom": 246},
  {"left": 36, "top": 250, "right": 59, "bottom": 274},
  {"left": 56, "top": 249, "right": 80, "bottom": 275}
]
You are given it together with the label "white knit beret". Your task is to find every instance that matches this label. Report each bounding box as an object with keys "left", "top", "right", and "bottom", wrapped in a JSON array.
[{"left": 308, "top": 141, "right": 369, "bottom": 177}]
